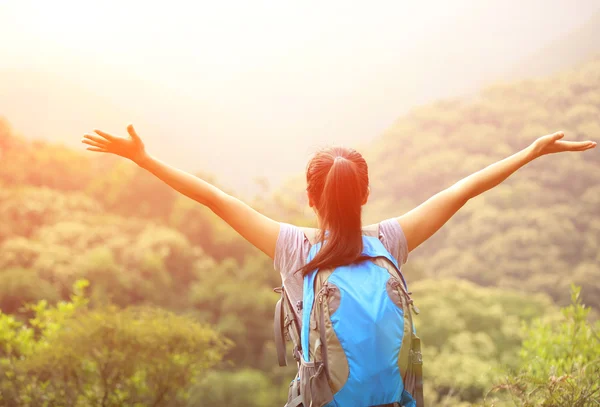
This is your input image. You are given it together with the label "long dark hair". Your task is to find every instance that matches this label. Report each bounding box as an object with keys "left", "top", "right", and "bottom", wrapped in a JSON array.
[{"left": 298, "top": 146, "right": 369, "bottom": 276}]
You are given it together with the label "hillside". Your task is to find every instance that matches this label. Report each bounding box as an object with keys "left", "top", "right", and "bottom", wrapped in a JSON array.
[
  {"left": 362, "top": 57, "right": 600, "bottom": 310},
  {"left": 0, "top": 121, "right": 588, "bottom": 406}
]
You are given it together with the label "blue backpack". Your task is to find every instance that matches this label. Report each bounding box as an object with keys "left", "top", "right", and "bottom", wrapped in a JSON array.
[{"left": 274, "top": 225, "right": 423, "bottom": 407}]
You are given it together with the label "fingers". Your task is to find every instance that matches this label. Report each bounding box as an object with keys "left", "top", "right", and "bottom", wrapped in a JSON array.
[
  {"left": 83, "top": 133, "right": 109, "bottom": 145},
  {"left": 552, "top": 131, "right": 565, "bottom": 141},
  {"left": 573, "top": 141, "right": 596, "bottom": 150},
  {"left": 82, "top": 139, "right": 107, "bottom": 149},
  {"left": 556, "top": 140, "right": 597, "bottom": 151},
  {"left": 579, "top": 141, "right": 596, "bottom": 150},
  {"left": 127, "top": 124, "right": 141, "bottom": 142},
  {"left": 93, "top": 129, "right": 116, "bottom": 142},
  {"left": 86, "top": 146, "right": 109, "bottom": 153}
]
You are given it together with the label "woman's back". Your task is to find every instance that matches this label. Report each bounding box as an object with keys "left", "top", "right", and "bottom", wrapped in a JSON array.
[{"left": 274, "top": 218, "right": 409, "bottom": 322}]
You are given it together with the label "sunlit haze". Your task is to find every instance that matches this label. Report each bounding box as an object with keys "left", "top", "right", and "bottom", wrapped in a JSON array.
[
  {"left": 1, "top": 2, "right": 599, "bottom": 405},
  {"left": 1, "top": 0, "right": 599, "bottom": 192}
]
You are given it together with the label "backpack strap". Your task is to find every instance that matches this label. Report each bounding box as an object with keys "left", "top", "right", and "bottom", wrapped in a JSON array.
[
  {"left": 299, "top": 227, "right": 320, "bottom": 246},
  {"left": 362, "top": 223, "right": 380, "bottom": 238},
  {"left": 413, "top": 337, "right": 424, "bottom": 407},
  {"left": 274, "top": 291, "right": 287, "bottom": 366},
  {"left": 390, "top": 275, "right": 423, "bottom": 407},
  {"left": 300, "top": 224, "right": 381, "bottom": 247},
  {"left": 273, "top": 286, "right": 303, "bottom": 367},
  {"left": 284, "top": 394, "right": 303, "bottom": 407}
]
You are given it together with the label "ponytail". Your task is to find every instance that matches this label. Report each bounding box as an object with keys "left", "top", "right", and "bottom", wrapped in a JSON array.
[{"left": 299, "top": 148, "right": 369, "bottom": 276}]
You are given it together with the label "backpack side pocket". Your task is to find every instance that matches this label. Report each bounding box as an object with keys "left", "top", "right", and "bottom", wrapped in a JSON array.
[
  {"left": 285, "top": 374, "right": 303, "bottom": 407},
  {"left": 299, "top": 359, "right": 334, "bottom": 407}
]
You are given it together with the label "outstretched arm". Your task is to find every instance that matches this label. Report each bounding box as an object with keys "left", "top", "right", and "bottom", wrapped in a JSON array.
[
  {"left": 83, "top": 125, "right": 280, "bottom": 258},
  {"left": 397, "top": 132, "right": 596, "bottom": 253}
]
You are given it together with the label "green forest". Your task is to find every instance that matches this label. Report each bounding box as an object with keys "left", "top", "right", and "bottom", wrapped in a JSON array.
[{"left": 1, "top": 57, "right": 599, "bottom": 406}]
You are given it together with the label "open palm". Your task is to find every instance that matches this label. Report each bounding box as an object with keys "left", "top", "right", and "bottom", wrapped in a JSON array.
[
  {"left": 531, "top": 131, "right": 596, "bottom": 157},
  {"left": 82, "top": 125, "right": 147, "bottom": 163}
]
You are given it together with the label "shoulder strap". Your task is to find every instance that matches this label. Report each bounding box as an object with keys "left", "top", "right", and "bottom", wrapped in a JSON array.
[
  {"left": 274, "top": 293, "right": 287, "bottom": 366},
  {"left": 300, "top": 224, "right": 381, "bottom": 247},
  {"left": 273, "top": 286, "right": 303, "bottom": 367},
  {"left": 362, "top": 223, "right": 380, "bottom": 238},
  {"left": 299, "top": 227, "right": 320, "bottom": 246}
]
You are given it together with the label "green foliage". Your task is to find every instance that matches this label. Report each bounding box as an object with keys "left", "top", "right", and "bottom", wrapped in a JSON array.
[
  {"left": 0, "top": 191, "right": 211, "bottom": 310},
  {"left": 411, "top": 279, "right": 555, "bottom": 404},
  {"left": 0, "top": 268, "right": 59, "bottom": 315},
  {"left": 0, "top": 126, "right": 93, "bottom": 192},
  {"left": 189, "top": 368, "right": 281, "bottom": 407},
  {"left": 190, "top": 255, "right": 279, "bottom": 367},
  {"left": 489, "top": 285, "right": 600, "bottom": 406},
  {"left": 0, "top": 187, "right": 101, "bottom": 242},
  {"left": 85, "top": 160, "right": 177, "bottom": 220},
  {"left": 0, "top": 280, "right": 230, "bottom": 407},
  {"left": 169, "top": 194, "right": 254, "bottom": 263}
]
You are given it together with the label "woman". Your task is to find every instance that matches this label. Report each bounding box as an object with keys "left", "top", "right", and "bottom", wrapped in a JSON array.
[{"left": 82, "top": 125, "right": 595, "bottom": 404}]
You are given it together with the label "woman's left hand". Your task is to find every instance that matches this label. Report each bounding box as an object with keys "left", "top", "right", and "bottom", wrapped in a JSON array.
[{"left": 530, "top": 131, "right": 596, "bottom": 158}]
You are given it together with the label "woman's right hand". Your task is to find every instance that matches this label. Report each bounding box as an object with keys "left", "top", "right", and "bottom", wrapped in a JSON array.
[{"left": 82, "top": 124, "right": 148, "bottom": 165}]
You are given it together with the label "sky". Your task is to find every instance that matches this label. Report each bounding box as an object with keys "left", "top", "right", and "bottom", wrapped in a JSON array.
[{"left": 1, "top": 0, "right": 599, "bottom": 192}]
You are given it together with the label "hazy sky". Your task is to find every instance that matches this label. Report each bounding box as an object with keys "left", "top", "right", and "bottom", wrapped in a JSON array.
[
  {"left": 1, "top": 0, "right": 599, "bottom": 191},
  {"left": 3, "top": 1, "right": 598, "bottom": 94}
]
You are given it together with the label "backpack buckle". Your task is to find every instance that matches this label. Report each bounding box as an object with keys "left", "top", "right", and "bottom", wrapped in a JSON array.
[
  {"left": 411, "top": 304, "right": 420, "bottom": 315},
  {"left": 410, "top": 350, "right": 423, "bottom": 365},
  {"left": 293, "top": 345, "right": 302, "bottom": 362}
]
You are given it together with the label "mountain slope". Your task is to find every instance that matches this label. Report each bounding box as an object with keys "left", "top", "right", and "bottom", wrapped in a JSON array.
[{"left": 363, "top": 57, "right": 600, "bottom": 310}]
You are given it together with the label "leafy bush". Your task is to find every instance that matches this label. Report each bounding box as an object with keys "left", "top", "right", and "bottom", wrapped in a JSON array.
[
  {"left": 0, "top": 280, "right": 230, "bottom": 407},
  {"left": 489, "top": 286, "right": 600, "bottom": 406}
]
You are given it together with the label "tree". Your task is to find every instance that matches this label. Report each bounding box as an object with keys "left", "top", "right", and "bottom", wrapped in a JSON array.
[
  {"left": 188, "top": 369, "right": 281, "bottom": 407},
  {"left": 0, "top": 280, "right": 231, "bottom": 407},
  {"left": 409, "top": 279, "right": 554, "bottom": 405},
  {"left": 489, "top": 285, "right": 600, "bottom": 406}
]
